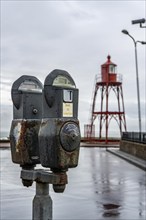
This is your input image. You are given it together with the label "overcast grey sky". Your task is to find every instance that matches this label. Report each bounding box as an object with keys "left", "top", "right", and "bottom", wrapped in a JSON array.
[{"left": 1, "top": 0, "right": 146, "bottom": 137}]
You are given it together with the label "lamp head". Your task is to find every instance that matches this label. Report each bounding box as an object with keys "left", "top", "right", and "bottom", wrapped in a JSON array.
[
  {"left": 122, "top": 29, "right": 129, "bottom": 35},
  {"left": 141, "top": 41, "right": 146, "bottom": 45},
  {"left": 132, "top": 18, "right": 145, "bottom": 25}
]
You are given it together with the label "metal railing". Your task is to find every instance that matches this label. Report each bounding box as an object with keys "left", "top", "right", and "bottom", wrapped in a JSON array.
[{"left": 122, "top": 132, "right": 146, "bottom": 144}]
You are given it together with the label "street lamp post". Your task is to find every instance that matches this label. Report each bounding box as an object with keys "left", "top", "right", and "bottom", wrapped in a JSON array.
[{"left": 122, "top": 29, "right": 146, "bottom": 133}]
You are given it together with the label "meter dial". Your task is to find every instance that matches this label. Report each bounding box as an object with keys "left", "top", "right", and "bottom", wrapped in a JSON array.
[{"left": 60, "top": 122, "right": 80, "bottom": 152}]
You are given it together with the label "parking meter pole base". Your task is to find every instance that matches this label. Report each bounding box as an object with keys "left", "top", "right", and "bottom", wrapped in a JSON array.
[
  {"left": 33, "top": 182, "right": 52, "bottom": 220},
  {"left": 21, "top": 169, "right": 67, "bottom": 220}
]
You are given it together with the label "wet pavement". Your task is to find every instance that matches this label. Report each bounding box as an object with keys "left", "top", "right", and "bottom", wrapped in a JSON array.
[{"left": 0, "top": 147, "right": 146, "bottom": 220}]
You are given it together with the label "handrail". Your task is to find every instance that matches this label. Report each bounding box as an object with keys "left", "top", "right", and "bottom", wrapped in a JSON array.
[{"left": 122, "top": 132, "right": 146, "bottom": 144}]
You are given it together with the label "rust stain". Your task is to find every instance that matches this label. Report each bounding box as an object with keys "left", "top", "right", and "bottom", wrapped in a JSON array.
[
  {"left": 17, "top": 121, "right": 30, "bottom": 164},
  {"left": 14, "top": 120, "right": 39, "bottom": 165},
  {"left": 54, "top": 172, "right": 68, "bottom": 185}
]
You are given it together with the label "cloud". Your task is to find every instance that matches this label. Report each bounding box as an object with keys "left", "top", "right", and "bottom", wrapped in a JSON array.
[{"left": 1, "top": 0, "right": 146, "bottom": 137}]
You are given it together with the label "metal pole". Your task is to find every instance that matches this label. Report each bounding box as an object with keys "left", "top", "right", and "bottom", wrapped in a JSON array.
[
  {"left": 134, "top": 42, "right": 142, "bottom": 133},
  {"left": 33, "top": 182, "right": 52, "bottom": 220},
  {"left": 99, "top": 86, "right": 104, "bottom": 139},
  {"left": 105, "top": 84, "right": 109, "bottom": 144},
  {"left": 121, "top": 30, "right": 143, "bottom": 133},
  {"left": 21, "top": 169, "right": 64, "bottom": 220}
]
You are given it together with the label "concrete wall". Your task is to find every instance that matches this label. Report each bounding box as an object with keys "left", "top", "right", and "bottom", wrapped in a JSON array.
[{"left": 120, "top": 140, "right": 146, "bottom": 160}]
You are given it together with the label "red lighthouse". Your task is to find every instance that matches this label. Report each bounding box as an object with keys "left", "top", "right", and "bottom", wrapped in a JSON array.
[{"left": 88, "top": 55, "right": 126, "bottom": 143}]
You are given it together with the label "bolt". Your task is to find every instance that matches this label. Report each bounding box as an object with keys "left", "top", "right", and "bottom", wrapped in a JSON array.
[
  {"left": 33, "top": 108, "right": 38, "bottom": 114},
  {"left": 71, "top": 132, "right": 77, "bottom": 140}
]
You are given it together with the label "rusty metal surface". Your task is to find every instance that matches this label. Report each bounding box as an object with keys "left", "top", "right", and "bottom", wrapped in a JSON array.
[
  {"left": 21, "top": 169, "right": 68, "bottom": 192},
  {"left": 21, "top": 169, "right": 60, "bottom": 184},
  {"left": 52, "top": 171, "right": 68, "bottom": 193},
  {"left": 10, "top": 119, "right": 41, "bottom": 166},
  {"left": 39, "top": 118, "right": 80, "bottom": 169}
]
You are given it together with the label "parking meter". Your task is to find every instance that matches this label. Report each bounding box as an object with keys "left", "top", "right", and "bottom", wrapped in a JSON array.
[
  {"left": 10, "top": 75, "right": 43, "bottom": 171},
  {"left": 39, "top": 69, "right": 81, "bottom": 192}
]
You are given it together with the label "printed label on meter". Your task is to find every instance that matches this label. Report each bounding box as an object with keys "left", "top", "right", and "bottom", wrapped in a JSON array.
[
  {"left": 63, "top": 103, "right": 73, "bottom": 117},
  {"left": 63, "top": 90, "right": 73, "bottom": 102}
]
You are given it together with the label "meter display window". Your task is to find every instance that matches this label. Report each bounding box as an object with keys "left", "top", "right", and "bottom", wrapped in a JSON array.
[
  {"left": 63, "top": 90, "right": 73, "bottom": 102},
  {"left": 53, "top": 75, "right": 75, "bottom": 88},
  {"left": 18, "top": 80, "right": 42, "bottom": 92}
]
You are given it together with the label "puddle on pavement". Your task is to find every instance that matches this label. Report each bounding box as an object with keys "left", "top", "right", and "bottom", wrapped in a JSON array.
[{"left": 103, "top": 203, "right": 120, "bottom": 217}]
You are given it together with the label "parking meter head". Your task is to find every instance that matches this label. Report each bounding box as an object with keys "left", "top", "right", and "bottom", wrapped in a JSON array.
[
  {"left": 10, "top": 75, "right": 43, "bottom": 169},
  {"left": 43, "top": 69, "right": 78, "bottom": 118},
  {"left": 39, "top": 69, "right": 81, "bottom": 172},
  {"left": 11, "top": 75, "right": 43, "bottom": 119}
]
